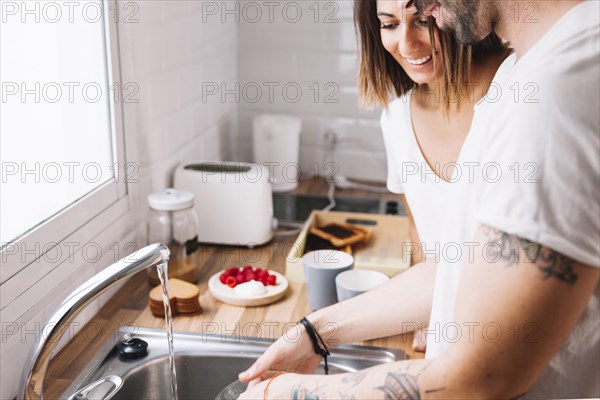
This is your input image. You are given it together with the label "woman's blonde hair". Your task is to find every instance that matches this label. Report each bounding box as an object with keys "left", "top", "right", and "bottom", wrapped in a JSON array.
[{"left": 354, "top": 0, "right": 506, "bottom": 114}]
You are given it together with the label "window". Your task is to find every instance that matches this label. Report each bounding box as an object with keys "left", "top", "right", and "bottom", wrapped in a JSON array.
[{"left": 0, "top": 0, "right": 129, "bottom": 282}]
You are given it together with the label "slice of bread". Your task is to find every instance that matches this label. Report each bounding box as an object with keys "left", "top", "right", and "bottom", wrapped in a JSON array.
[{"left": 309, "top": 222, "right": 371, "bottom": 248}]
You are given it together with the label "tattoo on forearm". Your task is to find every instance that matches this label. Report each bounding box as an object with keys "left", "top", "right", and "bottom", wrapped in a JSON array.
[
  {"left": 483, "top": 226, "right": 578, "bottom": 285},
  {"left": 378, "top": 372, "right": 420, "bottom": 400},
  {"left": 338, "top": 391, "right": 356, "bottom": 400},
  {"left": 376, "top": 362, "right": 445, "bottom": 400},
  {"left": 342, "top": 371, "right": 367, "bottom": 387},
  {"left": 291, "top": 382, "right": 322, "bottom": 400}
]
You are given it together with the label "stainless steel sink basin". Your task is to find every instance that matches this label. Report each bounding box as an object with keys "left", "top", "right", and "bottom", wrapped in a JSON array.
[
  {"left": 273, "top": 193, "right": 406, "bottom": 223},
  {"left": 64, "top": 328, "right": 405, "bottom": 399}
]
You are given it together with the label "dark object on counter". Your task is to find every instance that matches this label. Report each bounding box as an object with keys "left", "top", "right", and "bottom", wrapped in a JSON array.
[
  {"left": 215, "top": 380, "right": 248, "bottom": 400},
  {"left": 304, "top": 232, "right": 339, "bottom": 253},
  {"left": 320, "top": 224, "right": 355, "bottom": 239},
  {"left": 385, "top": 200, "right": 399, "bottom": 215},
  {"left": 117, "top": 338, "right": 148, "bottom": 360},
  {"left": 304, "top": 232, "right": 354, "bottom": 255},
  {"left": 345, "top": 218, "right": 378, "bottom": 226}
]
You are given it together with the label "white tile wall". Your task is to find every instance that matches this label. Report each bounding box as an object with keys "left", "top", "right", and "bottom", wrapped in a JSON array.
[
  {"left": 236, "top": 0, "right": 385, "bottom": 181},
  {"left": 1, "top": 2, "right": 388, "bottom": 397},
  {"left": 0, "top": 1, "right": 236, "bottom": 398}
]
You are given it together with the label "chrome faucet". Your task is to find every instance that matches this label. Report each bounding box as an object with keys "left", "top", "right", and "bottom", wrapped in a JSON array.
[{"left": 18, "top": 243, "right": 170, "bottom": 400}]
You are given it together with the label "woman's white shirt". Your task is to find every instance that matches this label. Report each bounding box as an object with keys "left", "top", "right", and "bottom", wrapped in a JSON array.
[
  {"left": 381, "top": 93, "right": 458, "bottom": 261},
  {"left": 381, "top": 90, "right": 483, "bottom": 359}
]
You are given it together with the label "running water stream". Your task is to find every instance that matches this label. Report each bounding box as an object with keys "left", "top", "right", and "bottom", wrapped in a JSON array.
[{"left": 156, "top": 261, "right": 179, "bottom": 400}]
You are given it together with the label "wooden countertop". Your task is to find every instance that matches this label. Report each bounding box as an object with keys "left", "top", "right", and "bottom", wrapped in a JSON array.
[{"left": 44, "top": 180, "right": 420, "bottom": 398}]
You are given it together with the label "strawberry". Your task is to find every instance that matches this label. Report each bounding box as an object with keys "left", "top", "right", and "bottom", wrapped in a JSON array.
[{"left": 266, "top": 275, "right": 276, "bottom": 286}]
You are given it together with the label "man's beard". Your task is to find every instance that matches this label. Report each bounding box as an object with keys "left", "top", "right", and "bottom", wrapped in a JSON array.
[
  {"left": 413, "top": 0, "right": 436, "bottom": 14},
  {"left": 449, "top": 3, "right": 482, "bottom": 44},
  {"left": 415, "top": 0, "right": 484, "bottom": 44}
]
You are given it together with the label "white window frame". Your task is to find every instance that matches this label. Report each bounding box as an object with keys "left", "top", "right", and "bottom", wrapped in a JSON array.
[{"left": 0, "top": 0, "right": 131, "bottom": 286}]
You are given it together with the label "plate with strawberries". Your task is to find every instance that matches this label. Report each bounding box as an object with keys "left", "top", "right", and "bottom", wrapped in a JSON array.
[{"left": 208, "top": 265, "right": 288, "bottom": 307}]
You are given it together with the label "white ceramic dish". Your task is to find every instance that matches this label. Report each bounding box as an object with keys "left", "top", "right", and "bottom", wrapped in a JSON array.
[{"left": 208, "top": 270, "right": 289, "bottom": 307}]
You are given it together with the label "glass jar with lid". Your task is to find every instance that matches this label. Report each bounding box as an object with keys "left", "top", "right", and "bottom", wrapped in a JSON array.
[{"left": 147, "top": 188, "right": 199, "bottom": 284}]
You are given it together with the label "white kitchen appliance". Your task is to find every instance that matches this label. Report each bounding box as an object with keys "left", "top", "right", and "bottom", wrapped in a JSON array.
[
  {"left": 174, "top": 162, "right": 273, "bottom": 246},
  {"left": 253, "top": 113, "right": 302, "bottom": 192}
]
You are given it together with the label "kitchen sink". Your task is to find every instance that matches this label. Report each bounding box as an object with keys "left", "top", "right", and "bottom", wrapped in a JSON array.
[
  {"left": 63, "top": 327, "right": 405, "bottom": 399},
  {"left": 273, "top": 193, "right": 406, "bottom": 223}
]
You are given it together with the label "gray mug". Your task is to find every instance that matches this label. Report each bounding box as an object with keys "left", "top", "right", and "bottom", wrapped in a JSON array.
[{"left": 303, "top": 250, "right": 354, "bottom": 310}]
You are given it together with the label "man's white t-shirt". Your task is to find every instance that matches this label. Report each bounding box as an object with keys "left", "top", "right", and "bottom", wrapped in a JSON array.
[
  {"left": 381, "top": 93, "right": 455, "bottom": 259},
  {"left": 426, "top": 1, "right": 600, "bottom": 398}
]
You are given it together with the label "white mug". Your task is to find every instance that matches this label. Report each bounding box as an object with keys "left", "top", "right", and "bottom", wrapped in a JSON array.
[{"left": 335, "top": 269, "right": 390, "bottom": 302}]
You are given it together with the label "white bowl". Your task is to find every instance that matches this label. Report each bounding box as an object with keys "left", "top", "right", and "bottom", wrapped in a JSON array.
[{"left": 335, "top": 269, "right": 390, "bottom": 302}]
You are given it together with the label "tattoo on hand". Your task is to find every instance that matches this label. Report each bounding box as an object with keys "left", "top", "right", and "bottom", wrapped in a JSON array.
[{"left": 483, "top": 226, "right": 578, "bottom": 285}]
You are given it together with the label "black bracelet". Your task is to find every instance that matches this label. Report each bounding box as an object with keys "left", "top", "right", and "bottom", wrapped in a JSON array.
[{"left": 299, "top": 317, "right": 331, "bottom": 375}]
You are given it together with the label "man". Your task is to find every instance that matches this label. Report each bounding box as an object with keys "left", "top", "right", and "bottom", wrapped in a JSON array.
[
  {"left": 413, "top": 0, "right": 600, "bottom": 395},
  {"left": 239, "top": 1, "right": 599, "bottom": 398}
]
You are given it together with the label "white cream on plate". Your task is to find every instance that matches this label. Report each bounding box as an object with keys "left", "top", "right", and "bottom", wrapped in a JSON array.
[{"left": 233, "top": 280, "right": 267, "bottom": 297}]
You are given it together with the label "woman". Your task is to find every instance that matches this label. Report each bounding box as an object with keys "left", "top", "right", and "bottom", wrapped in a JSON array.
[
  {"left": 366, "top": 0, "right": 507, "bottom": 268},
  {"left": 363, "top": 0, "right": 508, "bottom": 352},
  {"left": 238, "top": 0, "right": 510, "bottom": 397}
]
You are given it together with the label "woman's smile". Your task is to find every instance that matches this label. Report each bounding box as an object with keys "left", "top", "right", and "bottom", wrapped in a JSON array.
[{"left": 404, "top": 54, "right": 433, "bottom": 66}]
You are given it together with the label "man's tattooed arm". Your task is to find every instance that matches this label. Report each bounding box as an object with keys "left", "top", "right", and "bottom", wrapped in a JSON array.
[{"left": 288, "top": 362, "right": 446, "bottom": 400}]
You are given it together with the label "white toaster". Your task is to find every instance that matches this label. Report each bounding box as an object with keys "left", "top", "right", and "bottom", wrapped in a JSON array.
[{"left": 174, "top": 162, "right": 274, "bottom": 246}]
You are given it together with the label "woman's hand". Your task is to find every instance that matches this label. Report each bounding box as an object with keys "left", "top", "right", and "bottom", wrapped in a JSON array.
[
  {"left": 238, "top": 325, "right": 321, "bottom": 385},
  {"left": 238, "top": 372, "right": 303, "bottom": 400}
]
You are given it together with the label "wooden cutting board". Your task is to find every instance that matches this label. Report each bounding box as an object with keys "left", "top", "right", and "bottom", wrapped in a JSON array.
[{"left": 285, "top": 211, "right": 411, "bottom": 282}]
